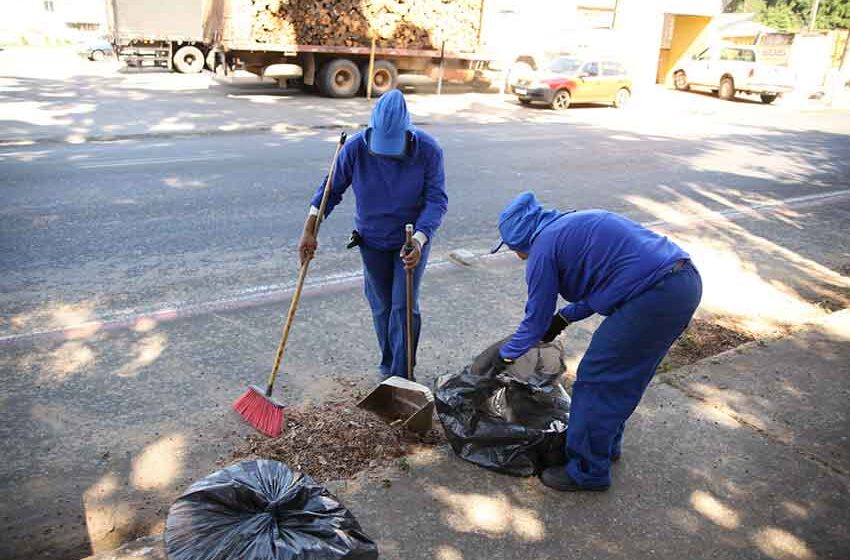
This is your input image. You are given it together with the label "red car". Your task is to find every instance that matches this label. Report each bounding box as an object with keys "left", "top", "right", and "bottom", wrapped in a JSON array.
[{"left": 513, "top": 56, "right": 632, "bottom": 110}]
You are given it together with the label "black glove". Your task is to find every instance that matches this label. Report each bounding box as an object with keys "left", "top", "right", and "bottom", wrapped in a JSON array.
[
  {"left": 541, "top": 312, "right": 569, "bottom": 343},
  {"left": 491, "top": 351, "right": 514, "bottom": 374}
]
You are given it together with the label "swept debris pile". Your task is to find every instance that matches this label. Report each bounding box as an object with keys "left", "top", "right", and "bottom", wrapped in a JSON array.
[{"left": 233, "top": 399, "right": 444, "bottom": 482}]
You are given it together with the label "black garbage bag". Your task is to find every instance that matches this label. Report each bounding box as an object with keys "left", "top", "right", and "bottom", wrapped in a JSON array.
[
  {"left": 435, "top": 338, "right": 571, "bottom": 476},
  {"left": 165, "top": 459, "right": 378, "bottom": 560}
]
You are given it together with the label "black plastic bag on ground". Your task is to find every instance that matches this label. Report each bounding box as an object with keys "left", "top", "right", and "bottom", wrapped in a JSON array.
[
  {"left": 165, "top": 459, "right": 378, "bottom": 560},
  {"left": 435, "top": 339, "right": 571, "bottom": 476}
]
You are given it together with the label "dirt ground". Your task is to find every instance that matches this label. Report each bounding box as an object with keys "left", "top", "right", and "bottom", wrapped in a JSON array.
[
  {"left": 231, "top": 386, "right": 445, "bottom": 482},
  {"left": 660, "top": 318, "right": 756, "bottom": 372}
]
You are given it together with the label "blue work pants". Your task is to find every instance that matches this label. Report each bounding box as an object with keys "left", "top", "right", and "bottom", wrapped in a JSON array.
[
  {"left": 359, "top": 243, "right": 431, "bottom": 378},
  {"left": 566, "top": 262, "right": 702, "bottom": 488}
]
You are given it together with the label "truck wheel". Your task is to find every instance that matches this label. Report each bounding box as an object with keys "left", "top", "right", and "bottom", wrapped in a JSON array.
[
  {"left": 319, "top": 59, "right": 361, "bottom": 98},
  {"left": 673, "top": 70, "right": 688, "bottom": 91},
  {"left": 550, "top": 89, "right": 571, "bottom": 111},
  {"left": 760, "top": 93, "right": 778, "bottom": 104},
  {"left": 90, "top": 49, "right": 105, "bottom": 62},
  {"left": 360, "top": 60, "right": 397, "bottom": 97},
  {"left": 205, "top": 49, "right": 218, "bottom": 71},
  {"left": 719, "top": 76, "right": 735, "bottom": 100},
  {"left": 173, "top": 45, "right": 204, "bottom": 74}
]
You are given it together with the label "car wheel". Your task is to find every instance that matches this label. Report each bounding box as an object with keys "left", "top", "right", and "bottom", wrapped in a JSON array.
[
  {"left": 91, "top": 49, "right": 105, "bottom": 62},
  {"left": 519, "top": 98, "right": 532, "bottom": 106},
  {"left": 760, "top": 93, "right": 778, "bottom": 104},
  {"left": 673, "top": 70, "right": 689, "bottom": 91},
  {"left": 613, "top": 88, "right": 630, "bottom": 108},
  {"left": 173, "top": 45, "right": 205, "bottom": 74},
  {"left": 719, "top": 76, "right": 735, "bottom": 100},
  {"left": 550, "top": 89, "right": 571, "bottom": 111}
]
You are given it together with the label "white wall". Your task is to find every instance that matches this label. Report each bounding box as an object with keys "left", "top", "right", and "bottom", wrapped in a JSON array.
[{"left": 0, "top": 0, "right": 106, "bottom": 43}]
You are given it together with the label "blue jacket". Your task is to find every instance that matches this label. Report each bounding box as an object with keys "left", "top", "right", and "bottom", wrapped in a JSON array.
[
  {"left": 501, "top": 210, "right": 689, "bottom": 359},
  {"left": 311, "top": 129, "right": 448, "bottom": 250}
]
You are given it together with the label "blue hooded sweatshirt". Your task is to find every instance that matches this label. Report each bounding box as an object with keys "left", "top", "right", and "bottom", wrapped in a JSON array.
[
  {"left": 499, "top": 193, "right": 689, "bottom": 360},
  {"left": 310, "top": 92, "right": 448, "bottom": 250}
]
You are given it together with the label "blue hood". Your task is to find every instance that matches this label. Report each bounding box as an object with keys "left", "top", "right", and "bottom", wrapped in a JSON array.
[
  {"left": 493, "top": 191, "right": 564, "bottom": 253},
  {"left": 367, "top": 89, "right": 412, "bottom": 156}
]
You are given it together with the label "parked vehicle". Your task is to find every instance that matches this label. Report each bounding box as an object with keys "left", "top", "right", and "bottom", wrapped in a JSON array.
[
  {"left": 204, "top": 0, "right": 497, "bottom": 97},
  {"left": 673, "top": 44, "right": 794, "bottom": 104},
  {"left": 513, "top": 56, "right": 632, "bottom": 110},
  {"left": 79, "top": 36, "right": 115, "bottom": 61},
  {"left": 107, "top": 0, "right": 214, "bottom": 73}
]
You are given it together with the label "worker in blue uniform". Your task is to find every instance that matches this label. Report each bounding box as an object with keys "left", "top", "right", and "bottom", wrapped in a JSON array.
[
  {"left": 491, "top": 192, "right": 702, "bottom": 491},
  {"left": 299, "top": 90, "right": 448, "bottom": 379}
]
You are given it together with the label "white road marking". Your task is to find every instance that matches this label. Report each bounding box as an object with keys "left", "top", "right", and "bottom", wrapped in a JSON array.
[{"left": 76, "top": 154, "right": 241, "bottom": 169}]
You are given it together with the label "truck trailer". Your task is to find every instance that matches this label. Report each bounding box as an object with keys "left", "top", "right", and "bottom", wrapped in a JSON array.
[{"left": 204, "top": 0, "right": 494, "bottom": 97}]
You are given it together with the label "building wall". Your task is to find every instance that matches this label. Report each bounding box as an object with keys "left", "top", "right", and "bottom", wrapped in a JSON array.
[
  {"left": 0, "top": 0, "right": 106, "bottom": 44},
  {"left": 614, "top": 0, "right": 721, "bottom": 91},
  {"left": 660, "top": 15, "right": 713, "bottom": 85}
]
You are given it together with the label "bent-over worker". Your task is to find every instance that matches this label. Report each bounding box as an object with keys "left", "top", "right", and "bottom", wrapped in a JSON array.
[
  {"left": 299, "top": 90, "right": 448, "bottom": 379},
  {"left": 491, "top": 191, "right": 701, "bottom": 491}
]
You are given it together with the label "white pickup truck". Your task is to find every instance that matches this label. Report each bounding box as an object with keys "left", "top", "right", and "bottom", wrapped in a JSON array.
[{"left": 673, "top": 44, "right": 794, "bottom": 104}]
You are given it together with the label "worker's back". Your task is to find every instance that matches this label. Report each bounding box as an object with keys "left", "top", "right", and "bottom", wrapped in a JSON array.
[{"left": 533, "top": 210, "right": 688, "bottom": 316}]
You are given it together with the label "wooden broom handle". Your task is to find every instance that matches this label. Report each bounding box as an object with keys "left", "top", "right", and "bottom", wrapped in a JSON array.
[{"left": 265, "top": 132, "right": 346, "bottom": 394}]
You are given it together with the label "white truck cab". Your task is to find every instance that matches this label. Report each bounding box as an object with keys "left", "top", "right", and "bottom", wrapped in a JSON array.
[{"left": 674, "top": 44, "right": 794, "bottom": 104}]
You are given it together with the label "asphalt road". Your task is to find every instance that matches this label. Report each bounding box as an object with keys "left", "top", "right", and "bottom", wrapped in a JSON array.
[
  {"left": 2, "top": 70, "right": 850, "bottom": 559},
  {"left": 3, "top": 111, "right": 850, "bottom": 340}
]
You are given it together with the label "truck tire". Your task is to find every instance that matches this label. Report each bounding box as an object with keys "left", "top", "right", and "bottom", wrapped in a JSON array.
[
  {"left": 318, "top": 59, "right": 361, "bottom": 98},
  {"left": 173, "top": 45, "right": 204, "bottom": 74},
  {"left": 90, "top": 49, "right": 105, "bottom": 62},
  {"left": 673, "top": 70, "right": 689, "bottom": 91},
  {"left": 205, "top": 49, "right": 217, "bottom": 71},
  {"left": 760, "top": 93, "right": 778, "bottom": 104},
  {"left": 718, "top": 76, "right": 735, "bottom": 100},
  {"left": 360, "top": 60, "right": 398, "bottom": 97}
]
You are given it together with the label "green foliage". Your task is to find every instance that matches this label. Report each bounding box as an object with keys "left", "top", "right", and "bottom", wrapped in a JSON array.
[{"left": 725, "top": 0, "right": 850, "bottom": 31}]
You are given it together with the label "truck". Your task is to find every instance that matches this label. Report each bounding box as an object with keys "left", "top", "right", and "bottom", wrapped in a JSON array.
[
  {"left": 106, "top": 0, "right": 215, "bottom": 73},
  {"left": 673, "top": 43, "right": 795, "bottom": 104},
  {"left": 204, "top": 0, "right": 494, "bottom": 97}
]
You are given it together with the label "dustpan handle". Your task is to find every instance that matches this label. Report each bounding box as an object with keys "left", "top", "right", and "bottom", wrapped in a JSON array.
[{"left": 404, "top": 224, "right": 415, "bottom": 382}]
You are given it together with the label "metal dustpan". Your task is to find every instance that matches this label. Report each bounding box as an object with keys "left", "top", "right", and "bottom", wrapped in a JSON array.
[
  {"left": 357, "top": 224, "right": 434, "bottom": 433},
  {"left": 357, "top": 376, "right": 434, "bottom": 433}
]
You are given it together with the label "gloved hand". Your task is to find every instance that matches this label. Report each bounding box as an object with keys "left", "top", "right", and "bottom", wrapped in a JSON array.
[
  {"left": 541, "top": 312, "right": 569, "bottom": 343},
  {"left": 490, "top": 351, "right": 514, "bottom": 374}
]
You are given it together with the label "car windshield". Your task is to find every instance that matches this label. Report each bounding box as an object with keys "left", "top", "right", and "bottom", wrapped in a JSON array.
[{"left": 547, "top": 58, "right": 583, "bottom": 74}]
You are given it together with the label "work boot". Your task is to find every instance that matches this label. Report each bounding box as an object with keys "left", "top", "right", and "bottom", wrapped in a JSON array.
[{"left": 540, "top": 466, "right": 609, "bottom": 492}]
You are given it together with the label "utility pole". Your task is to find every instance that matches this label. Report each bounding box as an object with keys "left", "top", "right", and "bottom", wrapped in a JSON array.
[{"left": 808, "top": 0, "right": 820, "bottom": 32}]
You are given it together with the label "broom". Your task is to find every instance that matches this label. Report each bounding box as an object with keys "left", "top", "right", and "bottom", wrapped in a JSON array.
[{"left": 233, "top": 131, "right": 347, "bottom": 437}]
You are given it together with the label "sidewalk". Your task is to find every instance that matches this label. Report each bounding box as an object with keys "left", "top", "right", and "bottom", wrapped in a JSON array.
[{"left": 87, "top": 309, "right": 850, "bottom": 560}]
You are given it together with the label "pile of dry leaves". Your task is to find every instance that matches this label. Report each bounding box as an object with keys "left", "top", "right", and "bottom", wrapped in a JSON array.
[
  {"left": 663, "top": 318, "right": 755, "bottom": 370},
  {"left": 233, "top": 399, "right": 444, "bottom": 482}
]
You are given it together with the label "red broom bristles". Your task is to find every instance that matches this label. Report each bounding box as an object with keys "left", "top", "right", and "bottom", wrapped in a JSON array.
[{"left": 233, "top": 386, "right": 284, "bottom": 438}]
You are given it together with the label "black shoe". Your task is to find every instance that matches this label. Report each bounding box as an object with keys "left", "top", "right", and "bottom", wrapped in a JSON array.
[{"left": 540, "top": 466, "right": 609, "bottom": 492}]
